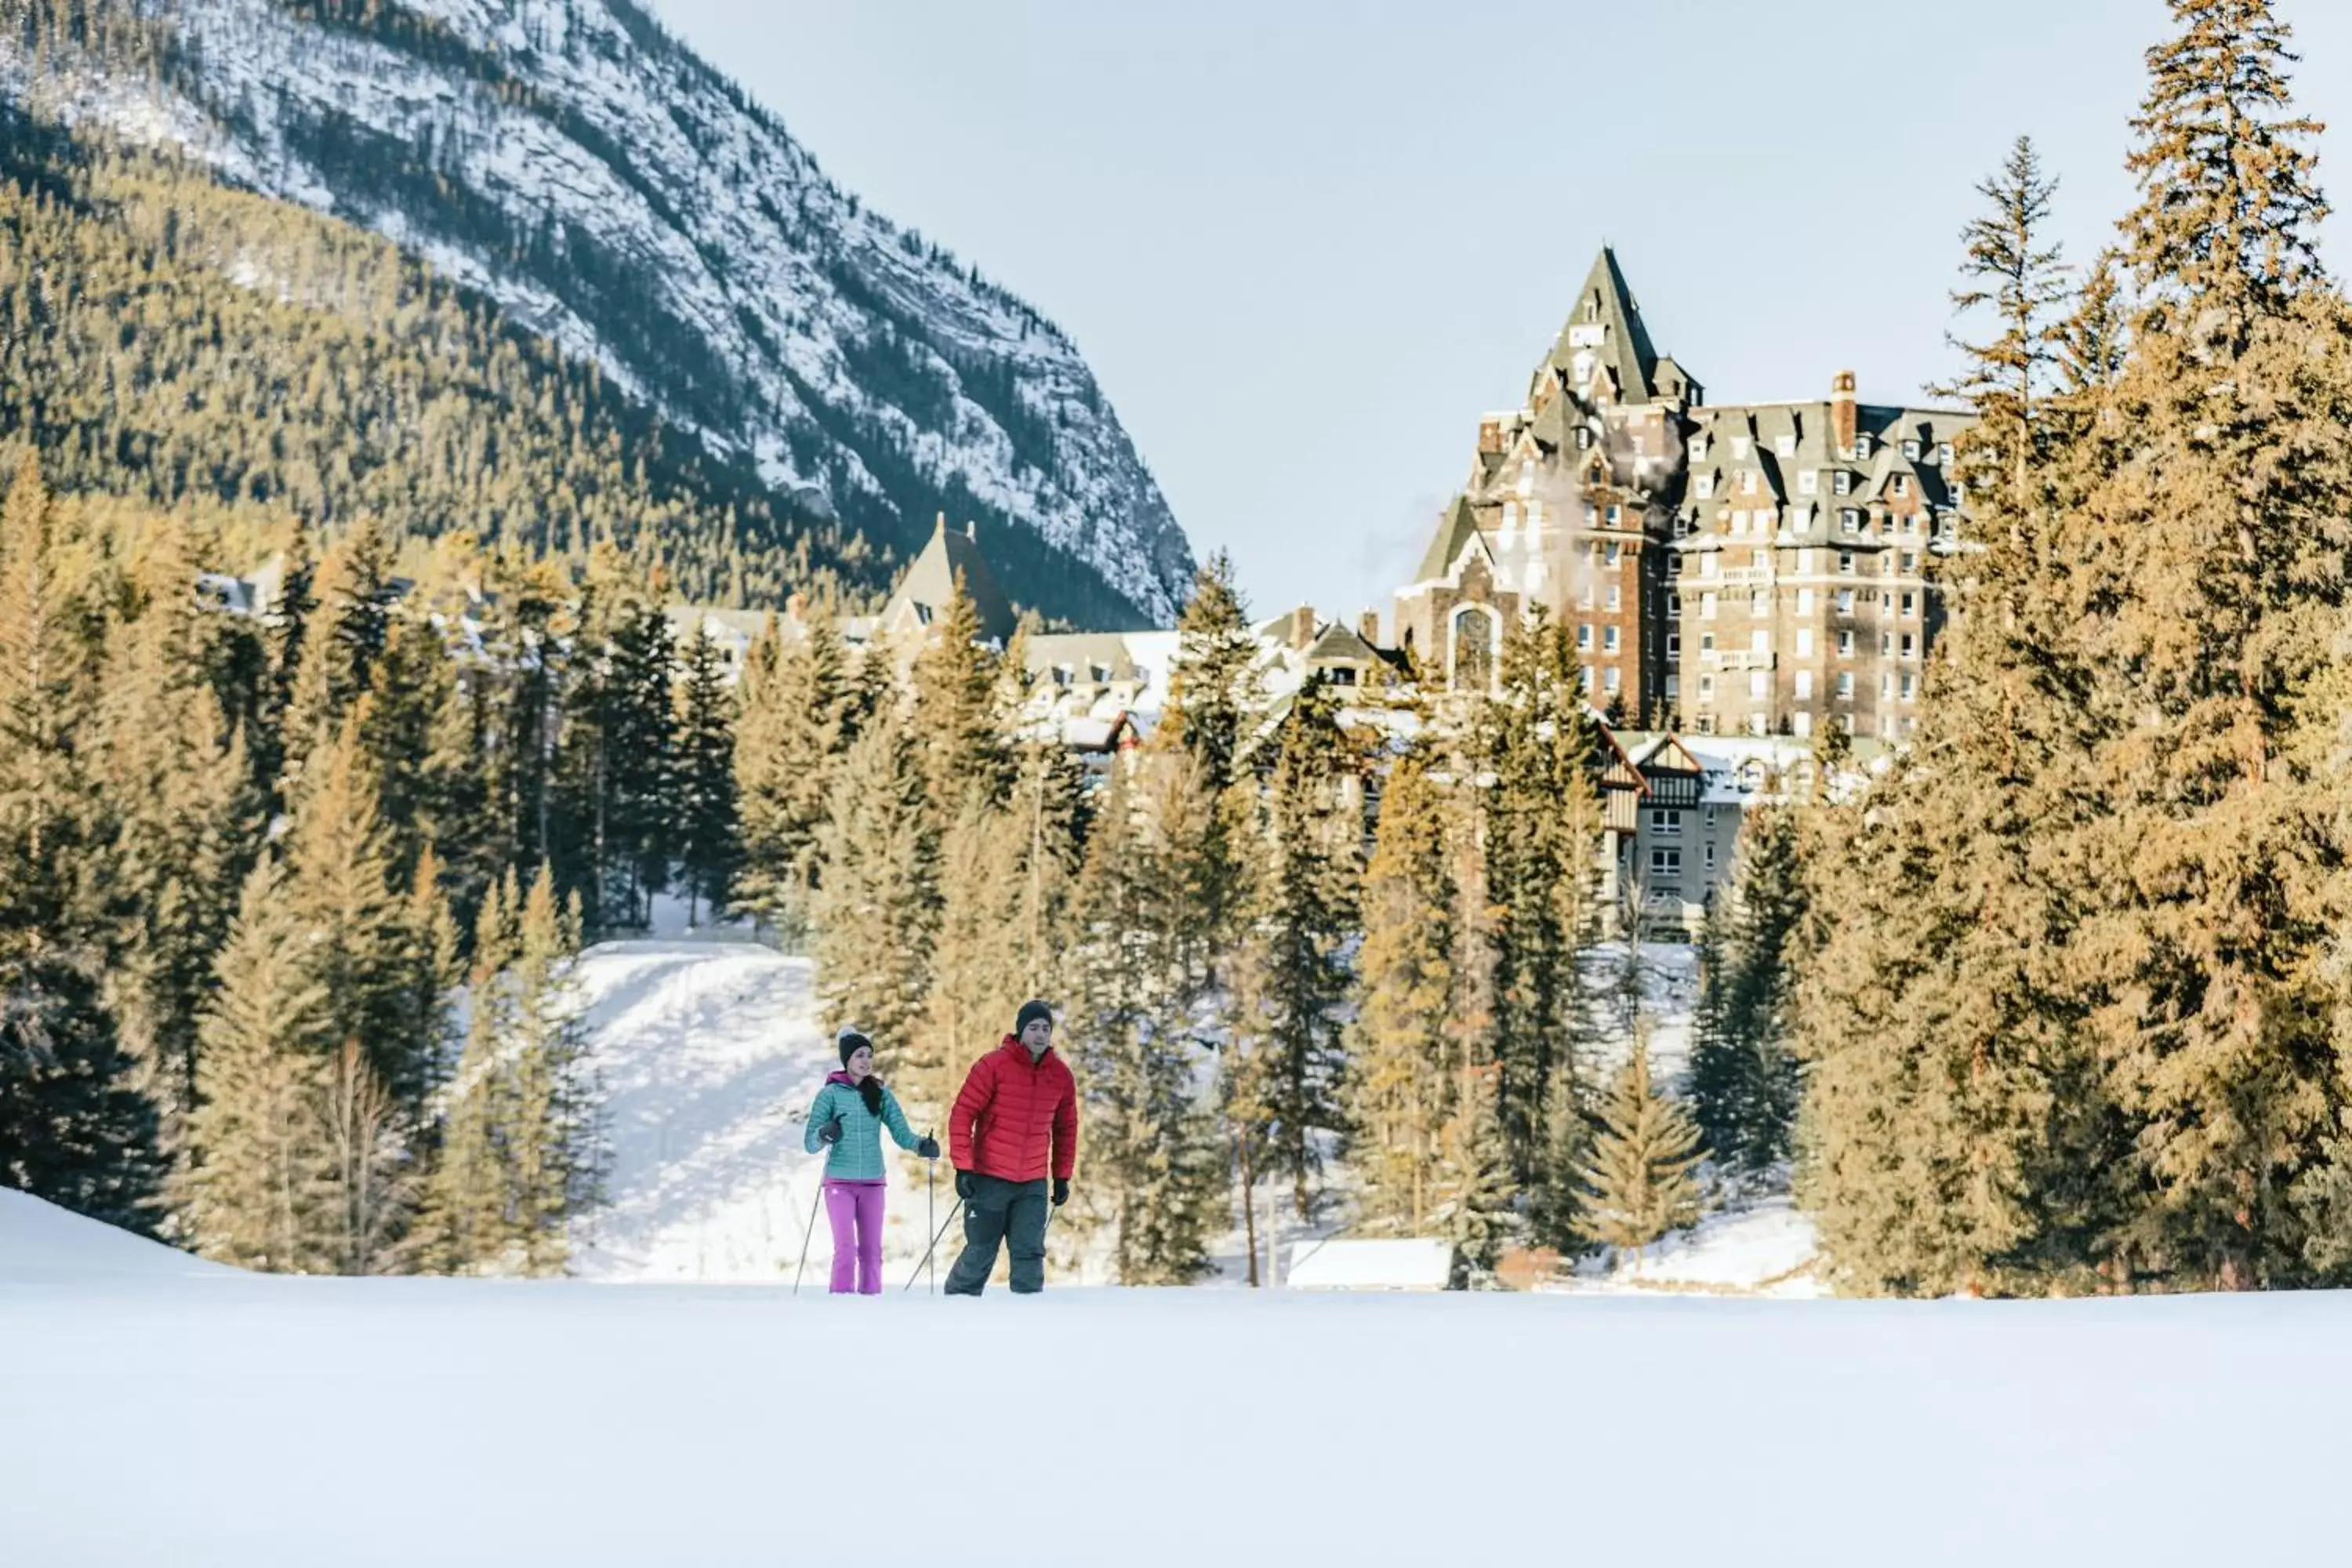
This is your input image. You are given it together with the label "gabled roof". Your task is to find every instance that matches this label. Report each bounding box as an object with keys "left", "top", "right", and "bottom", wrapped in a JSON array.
[
  {"left": 1544, "top": 247, "right": 1661, "bottom": 405},
  {"left": 1412, "top": 495, "right": 1482, "bottom": 586},
  {"left": 1305, "top": 622, "right": 1380, "bottom": 664},
  {"left": 882, "top": 515, "right": 1016, "bottom": 644}
]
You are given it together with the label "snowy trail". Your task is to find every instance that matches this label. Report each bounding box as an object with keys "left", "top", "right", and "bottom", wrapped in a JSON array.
[{"left": 5, "top": 1210, "right": 2348, "bottom": 1566}]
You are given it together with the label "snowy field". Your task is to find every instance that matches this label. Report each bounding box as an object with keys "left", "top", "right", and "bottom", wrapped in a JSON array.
[{"left": 5, "top": 1187, "right": 2348, "bottom": 1566}]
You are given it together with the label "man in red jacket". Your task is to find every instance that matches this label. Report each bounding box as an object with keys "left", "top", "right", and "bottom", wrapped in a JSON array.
[{"left": 943, "top": 999, "right": 1078, "bottom": 1295}]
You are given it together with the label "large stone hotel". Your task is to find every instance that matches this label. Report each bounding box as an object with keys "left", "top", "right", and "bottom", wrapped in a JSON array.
[{"left": 1393, "top": 249, "right": 1973, "bottom": 741}]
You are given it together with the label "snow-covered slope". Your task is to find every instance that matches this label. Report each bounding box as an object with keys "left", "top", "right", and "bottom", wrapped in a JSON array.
[
  {"left": 0, "top": 1187, "right": 232, "bottom": 1283},
  {"left": 7, "top": 1216, "right": 2352, "bottom": 1566},
  {"left": 568, "top": 926, "right": 954, "bottom": 1284},
  {"left": 3, "top": 0, "right": 1192, "bottom": 626}
]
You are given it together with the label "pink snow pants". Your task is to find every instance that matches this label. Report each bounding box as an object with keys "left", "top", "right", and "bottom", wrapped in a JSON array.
[{"left": 824, "top": 1180, "right": 887, "bottom": 1294}]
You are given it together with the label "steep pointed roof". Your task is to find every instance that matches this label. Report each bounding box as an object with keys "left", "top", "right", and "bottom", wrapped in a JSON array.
[
  {"left": 1543, "top": 247, "right": 1660, "bottom": 405},
  {"left": 882, "top": 514, "right": 1017, "bottom": 644},
  {"left": 1411, "top": 495, "right": 1482, "bottom": 586}
]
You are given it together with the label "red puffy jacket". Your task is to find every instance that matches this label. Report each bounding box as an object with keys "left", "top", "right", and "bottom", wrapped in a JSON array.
[{"left": 949, "top": 1037, "right": 1078, "bottom": 1182}]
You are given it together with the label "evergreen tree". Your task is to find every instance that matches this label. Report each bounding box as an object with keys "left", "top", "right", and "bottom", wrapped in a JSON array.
[
  {"left": 1689, "top": 801, "right": 1807, "bottom": 1180},
  {"left": 909, "top": 575, "right": 1009, "bottom": 823},
  {"left": 1346, "top": 747, "right": 1456, "bottom": 1233},
  {"left": 1065, "top": 761, "right": 1221, "bottom": 1283},
  {"left": 282, "top": 517, "right": 395, "bottom": 785},
  {"left": 183, "top": 861, "right": 334, "bottom": 1271},
  {"left": 1483, "top": 611, "right": 1602, "bottom": 1182},
  {"left": 1230, "top": 676, "right": 1357, "bottom": 1219},
  {"left": 360, "top": 614, "right": 461, "bottom": 890},
  {"left": 1934, "top": 134, "right": 2069, "bottom": 503},
  {"left": 733, "top": 608, "right": 852, "bottom": 946},
  {"left": 422, "top": 873, "right": 521, "bottom": 1272},
  {"left": 0, "top": 456, "right": 162, "bottom": 1230},
  {"left": 673, "top": 625, "right": 739, "bottom": 924},
  {"left": 1577, "top": 1044, "right": 1705, "bottom": 1264},
  {"left": 812, "top": 702, "right": 939, "bottom": 1061}
]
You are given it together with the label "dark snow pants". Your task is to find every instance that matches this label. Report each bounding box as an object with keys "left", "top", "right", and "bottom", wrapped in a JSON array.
[{"left": 943, "top": 1174, "right": 1050, "bottom": 1295}]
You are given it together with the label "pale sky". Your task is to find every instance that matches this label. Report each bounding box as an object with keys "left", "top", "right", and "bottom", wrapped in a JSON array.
[{"left": 651, "top": 0, "right": 2352, "bottom": 629}]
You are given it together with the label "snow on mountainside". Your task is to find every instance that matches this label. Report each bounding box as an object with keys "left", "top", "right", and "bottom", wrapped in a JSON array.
[{"left": 2, "top": 0, "right": 1192, "bottom": 626}]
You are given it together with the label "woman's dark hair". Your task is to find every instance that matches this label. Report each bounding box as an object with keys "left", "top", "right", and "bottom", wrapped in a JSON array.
[{"left": 856, "top": 1076, "right": 884, "bottom": 1119}]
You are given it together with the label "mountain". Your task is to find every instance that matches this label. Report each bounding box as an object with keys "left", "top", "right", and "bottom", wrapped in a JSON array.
[{"left": 0, "top": 0, "right": 1193, "bottom": 626}]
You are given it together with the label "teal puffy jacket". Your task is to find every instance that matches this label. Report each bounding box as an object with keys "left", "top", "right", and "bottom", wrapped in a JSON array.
[{"left": 804, "top": 1074, "right": 926, "bottom": 1181}]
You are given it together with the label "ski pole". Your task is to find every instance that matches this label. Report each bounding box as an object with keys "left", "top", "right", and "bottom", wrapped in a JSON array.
[
  {"left": 925, "top": 1134, "right": 937, "bottom": 1295},
  {"left": 903, "top": 1199, "right": 964, "bottom": 1292},
  {"left": 791, "top": 1179, "right": 825, "bottom": 1297}
]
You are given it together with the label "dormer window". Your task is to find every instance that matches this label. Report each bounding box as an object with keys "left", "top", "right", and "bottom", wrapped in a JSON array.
[
  {"left": 1840, "top": 509, "right": 1860, "bottom": 535},
  {"left": 1834, "top": 470, "right": 1853, "bottom": 496},
  {"left": 1776, "top": 434, "right": 1797, "bottom": 457},
  {"left": 1853, "top": 434, "right": 1871, "bottom": 459},
  {"left": 1090, "top": 662, "right": 1112, "bottom": 683},
  {"left": 1732, "top": 436, "right": 1752, "bottom": 459},
  {"left": 1693, "top": 474, "right": 1715, "bottom": 499},
  {"left": 1576, "top": 427, "right": 1594, "bottom": 451},
  {"left": 1902, "top": 438, "right": 1921, "bottom": 461},
  {"left": 1606, "top": 504, "right": 1623, "bottom": 526},
  {"left": 1739, "top": 470, "right": 1759, "bottom": 495},
  {"left": 1936, "top": 442, "right": 1954, "bottom": 466},
  {"left": 1690, "top": 437, "right": 1710, "bottom": 462},
  {"left": 1892, "top": 475, "right": 1911, "bottom": 498},
  {"left": 1798, "top": 470, "right": 1819, "bottom": 495}
]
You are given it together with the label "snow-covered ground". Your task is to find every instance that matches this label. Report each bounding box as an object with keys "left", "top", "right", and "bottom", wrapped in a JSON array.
[
  {"left": 7, "top": 1185, "right": 2350, "bottom": 1566},
  {"left": 1563, "top": 1194, "right": 1822, "bottom": 1298}
]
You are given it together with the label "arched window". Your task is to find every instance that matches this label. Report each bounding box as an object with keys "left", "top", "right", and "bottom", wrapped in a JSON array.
[{"left": 1450, "top": 604, "right": 1500, "bottom": 693}]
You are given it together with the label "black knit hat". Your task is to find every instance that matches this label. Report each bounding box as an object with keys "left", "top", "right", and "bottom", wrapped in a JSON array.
[
  {"left": 1015, "top": 1000, "right": 1054, "bottom": 1036},
  {"left": 837, "top": 1027, "right": 872, "bottom": 1067}
]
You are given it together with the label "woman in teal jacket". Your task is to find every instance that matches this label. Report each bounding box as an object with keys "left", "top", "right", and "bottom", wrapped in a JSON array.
[{"left": 805, "top": 1027, "right": 938, "bottom": 1294}]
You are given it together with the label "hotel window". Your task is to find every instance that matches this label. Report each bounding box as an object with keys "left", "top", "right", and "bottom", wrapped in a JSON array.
[
  {"left": 1733, "top": 436, "right": 1751, "bottom": 459},
  {"left": 1835, "top": 595, "right": 1855, "bottom": 619},
  {"left": 1704, "top": 840, "right": 1719, "bottom": 869},
  {"left": 1882, "top": 633, "right": 1893, "bottom": 655},
  {"left": 1900, "top": 673, "right": 1918, "bottom": 700},
  {"left": 1691, "top": 436, "right": 1709, "bottom": 461},
  {"left": 1702, "top": 593, "right": 1719, "bottom": 619},
  {"left": 1700, "top": 631, "right": 1717, "bottom": 652},
  {"left": 1749, "top": 670, "right": 1769, "bottom": 699},
  {"left": 1900, "top": 592, "right": 1918, "bottom": 617},
  {"left": 1650, "top": 848, "right": 1682, "bottom": 879},
  {"left": 1673, "top": 513, "right": 1692, "bottom": 538},
  {"left": 1902, "top": 439, "right": 1921, "bottom": 461},
  {"left": 1776, "top": 434, "right": 1797, "bottom": 457},
  {"left": 1751, "top": 629, "right": 1770, "bottom": 655},
  {"left": 1649, "top": 809, "right": 1682, "bottom": 835},
  {"left": 1838, "top": 551, "right": 1857, "bottom": 575},
  {"left": 1603, "top": 626, "right": 1621, "bottom": 653},
  {"left": 1797, "top": 589, "right": 1816, "bottom": 615},
  {"left": 1740, "top": 470, "right": 1759, "bottom": 495},
  {"left": 1668, "top": 594, "right": 1682, "bottom": 619},
  {"left": 1582, "top": 666, "right": 1597, "bottom": 691},
  {"left": 1577, "top": 623, "right": 1593, "bottom": 651},
  {"left": 1901, "top": 633, "right": 1917, "bottom": 659},
  {"left": 1937, "top": 442, "right": 1955, "bottom": 466},
  {"left": 1903, "top": 551, "right": 1921, "bottom": 572},
  {"left": 1698, "top": 674, "right": 1716, "bottom": 700},
  {"left": 1853, "top": 434, "right": 1871, "bottom": 459},
  {"left": 1798, "top": 548, "right": 1815, "bottom": 575},
  {"left": 1836, "top": 672, "right": 1855, "bottom": 699},
  {"left": 1696, "top": 714, "right": 1717, "bottom": 735},
  {"left": 1667, "top": 631, "right": 1682, "bottom": 657},
  {"left": 1841, "top": 510, "right": 1860, "bottom": 535},
  {"left": 1750, "top": 591, "right": 1766, "bottom": 617},
  {"left": 1838, "top": 629, "right": 1855, "bottom": 655},
  {"left": 1603, "top": 542, "right": 1622, "bottom": 568},
  {"left": 1892, "top": 475, "right": 1911, "bottom": 498},
  {"left": 1834, "top": 470, "right": 1853, "bottom": 496},
  {"left": 1746, "top": 713, "right": 1769, "bottom": 736},
  {"left": 1799, "top": 469, "right": 1819, "bottom": 495},
  {"left": 1604, "top": 666, "right": 1621, "bottom": 694},
  {"left": 1795, "top": 670, "right": 1813, "bottom": 699},
  {"left": 1606, "top": 583, "right": 1623, "bottom": 612},
  {"left": 1665, "top": 673, "right": 1680, "bottom": 699},
  {"left": 1796, "top": 628, "right": 1815, "bottom": 655},
  {"left": 1729, "top": 510, "right": 1746, "bottom": 537}
]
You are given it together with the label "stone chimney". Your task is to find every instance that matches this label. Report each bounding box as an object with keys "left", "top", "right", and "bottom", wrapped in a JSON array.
[
  {"left": 1831, "top": 370, "right": 1858, "bottom": 454},
  {"left": 1291, "top": 605, "right": 1319, "bottom": 652},
  {"left": 1358, "top": 608, "right": 1381, "bottom": 647}
]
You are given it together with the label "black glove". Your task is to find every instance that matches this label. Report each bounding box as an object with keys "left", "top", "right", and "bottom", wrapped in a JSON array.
[
  {"left": 916, "top": 1136, "right": 940, "bottom": 1160},
  {"left": 1052, "top": 1178, "right": 1069, "bottom": 1208},
  {"left": 817, "top": 1117, "right": 842, "bottom": 1146},
  {"left": 954, "top": 1170, "right": 976, "bottom": 1201}
]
